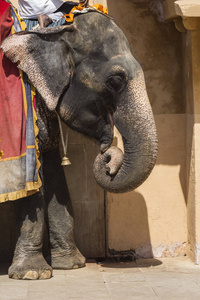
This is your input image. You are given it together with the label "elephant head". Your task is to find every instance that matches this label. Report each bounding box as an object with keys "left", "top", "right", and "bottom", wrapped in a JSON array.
[{"left": 1, "top": 11, "right": 158, "bottom": 193}]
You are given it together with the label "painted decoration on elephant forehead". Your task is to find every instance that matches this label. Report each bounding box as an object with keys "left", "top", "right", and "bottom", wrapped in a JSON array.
[
  {"left": 63, "top": 3, "right": 108, "bottom": 23},
  {"left": 0, "top": 2, "right": 41, "bottom": 202}
]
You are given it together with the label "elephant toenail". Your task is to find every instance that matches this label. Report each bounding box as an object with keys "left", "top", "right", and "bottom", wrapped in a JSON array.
[
  {"left": 73, "top": 265, "right": 79, "bottom": 269},
  {"left": 39, "top": 270, "right": 52, "bottom": 279},
  {"left": 11, "top": 273, "right": 19, "bottom": 280},
  {"left": 23, "top": 271, "right": 39, "bottom": 280}
]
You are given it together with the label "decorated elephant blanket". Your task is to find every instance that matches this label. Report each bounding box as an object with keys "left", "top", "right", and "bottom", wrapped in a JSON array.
[{"left": 0, "top": 1, "right": 41, "bottom": 202}]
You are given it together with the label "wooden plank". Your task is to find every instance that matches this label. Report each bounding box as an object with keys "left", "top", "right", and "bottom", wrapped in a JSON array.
[
  {"left": 0, "top": 202, "right": 16, "bottom": 262},
  {"left": 63, "top": 128, "right": 105, "bottom": 258}
]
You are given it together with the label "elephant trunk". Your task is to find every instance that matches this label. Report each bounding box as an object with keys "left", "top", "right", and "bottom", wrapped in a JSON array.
[{"left": 93, "top": 69, "right": 158, "bottom": 193}]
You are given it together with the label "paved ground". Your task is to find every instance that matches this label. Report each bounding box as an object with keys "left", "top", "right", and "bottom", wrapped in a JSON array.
[{"left": 1, "top": 257, "right": 200, "bottom": 299}]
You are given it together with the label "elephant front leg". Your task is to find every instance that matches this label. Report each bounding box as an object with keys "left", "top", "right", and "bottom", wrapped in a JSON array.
[
  {"left": 9, "top": 193, "right": 52, "bottom": 280},
  {"left": 43, "top": 148, "right": 86, "bottom": 270},
  {"left": 47, "top": 194, "right": 86, "bottom": 270}
]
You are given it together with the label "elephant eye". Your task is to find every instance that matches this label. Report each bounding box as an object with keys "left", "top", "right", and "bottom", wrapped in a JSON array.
[{"left": 105, "top": 74, "right": 126, "bottom": 93}]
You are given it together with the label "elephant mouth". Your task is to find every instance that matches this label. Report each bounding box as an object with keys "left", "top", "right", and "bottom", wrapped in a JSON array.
[{"left": 99, "top": 110, "right": 115, "bottom": 153}]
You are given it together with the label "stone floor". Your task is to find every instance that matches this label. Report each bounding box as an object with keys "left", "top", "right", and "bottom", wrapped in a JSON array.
[{"left": 1, "top": 257, "right": 200, "bottom": 299}]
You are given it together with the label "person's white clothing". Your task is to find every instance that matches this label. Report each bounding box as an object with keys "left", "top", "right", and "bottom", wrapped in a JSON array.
[
  {"left": 18, "top": 0, "right": 64, "bottom": 20},
  {"left": 47, "top": 11, "right": 63, "bottom": 21}
]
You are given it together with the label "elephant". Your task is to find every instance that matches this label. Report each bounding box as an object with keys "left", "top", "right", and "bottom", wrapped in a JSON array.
[{"left": 1, "top": 9, "right": 158, "bottom": 280}]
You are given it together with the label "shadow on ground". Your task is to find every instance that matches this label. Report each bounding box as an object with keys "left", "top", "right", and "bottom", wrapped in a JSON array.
[{"left": 97, "top": 258, "right": 162, "bottom": 269}]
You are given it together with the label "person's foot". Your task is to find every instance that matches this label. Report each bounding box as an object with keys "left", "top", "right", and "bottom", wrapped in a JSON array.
[
  {"left": 38, "top": 14, "right": 52, "bottom": 28},
  {"left": 79, "top": 0, "right": 89, "bottom": 7}
]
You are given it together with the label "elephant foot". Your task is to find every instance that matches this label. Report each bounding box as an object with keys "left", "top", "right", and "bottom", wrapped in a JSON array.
[
  {"left": 8, "top": 254, "right": 53, "bottom": 280},
  {"left": 51, "top": 248, "right": 86, "bottom": 270}
]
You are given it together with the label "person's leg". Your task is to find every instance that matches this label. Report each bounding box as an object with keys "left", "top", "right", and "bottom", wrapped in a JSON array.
[
  {"left": 38, "top": 15, "right": 52, "bottom": 28},
  {"left": 38, "top": 2, "right": 79, "bottom": 28}
]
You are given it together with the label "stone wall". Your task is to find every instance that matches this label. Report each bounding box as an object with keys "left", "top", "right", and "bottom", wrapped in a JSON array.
[{"left": 106, "top": 0, "right": 187, "bottom": 259}]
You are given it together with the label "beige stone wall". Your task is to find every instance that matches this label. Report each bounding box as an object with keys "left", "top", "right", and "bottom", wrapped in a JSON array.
[
  {"left": 10, "top": 0, "right": 18, "bottom": 8},
  {"left": 108, "top": 115, "right": 187, "bottom": 258},
  {"left": 90, "top": 0, "right": 107, "bottom": 6}
]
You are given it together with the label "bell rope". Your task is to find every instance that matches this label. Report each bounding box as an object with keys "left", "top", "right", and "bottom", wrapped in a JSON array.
[{"left": 56, "top": 112, "right": 71, "bottom": 166}]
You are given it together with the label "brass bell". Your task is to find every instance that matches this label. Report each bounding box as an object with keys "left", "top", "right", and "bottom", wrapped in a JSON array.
[
  {"left": 56, "top": 112, "right": 71, "bottom": 167},
  {"left": 61, "top": 154, "right": 71, "bottom": 166}
]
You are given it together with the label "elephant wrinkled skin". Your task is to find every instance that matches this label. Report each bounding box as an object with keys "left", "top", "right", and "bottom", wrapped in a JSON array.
[{"left": 1, "top": 11, "right": 158, "bottom": 279}]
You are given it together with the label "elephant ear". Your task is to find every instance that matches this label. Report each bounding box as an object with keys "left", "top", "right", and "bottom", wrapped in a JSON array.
[{"left": 1, "top": 26, "right": 75, "bottom": 110}]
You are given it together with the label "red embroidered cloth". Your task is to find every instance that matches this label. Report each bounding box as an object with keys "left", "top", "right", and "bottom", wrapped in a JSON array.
[
  {"left": 0, "top": 1, "right": 41, "bottom": 202},
  {"left": 0, "top": 0, "right": 26, "bottom": 160}
]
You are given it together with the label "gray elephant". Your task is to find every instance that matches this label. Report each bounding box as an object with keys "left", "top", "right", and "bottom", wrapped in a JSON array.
[{"left": 1, "top": 9, "right": 157, "bottom": 279}]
